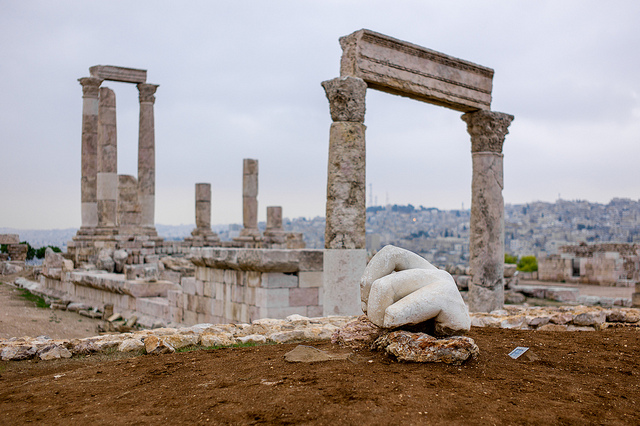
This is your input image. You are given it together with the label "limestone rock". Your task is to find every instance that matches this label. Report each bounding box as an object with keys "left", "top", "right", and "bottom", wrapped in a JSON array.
[
  {"left": 162, "top": 333, "right": 199, "bottom": 349},
  {"left": 96, "top": 249, "right": 115, "bottom": 273},
  {"left": 360, "top": 245, "right": 470, "bottom": 334},
  {"left": 161, "top": 256, "right": 195, "bottom": 274},
  {"left": 118, "top": 339, "right": 145, "bottom": 352},
  {"left": 374, "top": 331, "right": 479, "bottom": 365},
  {"left": 1, "top": 344, "right": 37, "bottom": 361},
  {"left": 331, "top": 316, "right": 385, "bottom": 349},
  {"left": 237, "top": 334, "right": 267, "bottom": 345},
  {"left": 572, "top": 311, "right": 606, "bottom": 327},
  {"left": 113, "top": 250, "right": 128, "bottom": 273},
  {"left": 200, "top": 333, "right": 236, "bottom": 347},
  {"left": 144, "top": 335, "right": 175, "bottom": 354},
  {"left": 606, "top": 309, "right": 640, "bottom": 323},
  {"left": 269, "top": 330, "right": 307, "bottom": 344},
  {"left": 38, "top": 345, "right": 72, "bottom": 360}
]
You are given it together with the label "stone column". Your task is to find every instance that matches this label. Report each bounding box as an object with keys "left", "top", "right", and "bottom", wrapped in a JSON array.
[
  {"left": 321, "top": 76, "right": 368, "bottom": 316},
  {"left": 462, "top": 110, "right": 514, "bottom": 312},
  {"left": 263, "top": 206, "right": 285, "bottom": 246},
  {"left": 137, "top": 83, "right": 159, "bottom": 228},
  {"left": 78, "top": 77, "right": 103, "bottom": 228},
  {"left": 195, "top": 183, "right": 212, "bottom": 230},
  {"left": 97, "top": 87, "right": 118, "bottom": 227},
  {"left": 266, "top": 206, "right": 283, "bottom": 232},
  {"left": 239, "top": 159, "right": 261, "bottom": 238}
]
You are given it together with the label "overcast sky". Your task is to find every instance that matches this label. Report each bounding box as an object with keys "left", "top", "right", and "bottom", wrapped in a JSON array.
[{"left": 1, "top": 1, "right": 638, "bottom": 230}]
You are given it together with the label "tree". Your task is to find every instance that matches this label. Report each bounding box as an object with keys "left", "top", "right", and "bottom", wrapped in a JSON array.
[
  {"left": 517, "top": 256, "right": 538, "bottom": 272},
  {"left": 504, "top": 253, "right": 518, "bottom": 264}
]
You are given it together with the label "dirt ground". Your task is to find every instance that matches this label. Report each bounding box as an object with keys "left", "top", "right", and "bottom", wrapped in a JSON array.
[
  {"left": 1, "top": 275, "right": 639, "bottom": 424},
  {"left": 0, "top": 279, "right": 104, "bottom": 340},
  {"left": 1, "top": 328, "right": 639, "bottom": 423}
]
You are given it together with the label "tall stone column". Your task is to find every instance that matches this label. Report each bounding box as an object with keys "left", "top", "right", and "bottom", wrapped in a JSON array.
[
  {"left": 97, "top": 87, "right": 118, "bottom": 227},
  {"left": 239, "top": 159, "right": 261, "bottom": 238},
  {"left": 321, "top": 76, "right": 368, "bottom": 316},
  {"left": 462, "top": 110, "right": 514, "bottom": 312},
  {"left": 137, "top": 83, "right": 159, "bottom": 228},
  {"left": 78, "top": 77, "right": 103, "bottom": 228}
]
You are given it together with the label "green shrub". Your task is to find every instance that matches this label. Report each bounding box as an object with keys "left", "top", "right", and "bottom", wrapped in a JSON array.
[
  {"left": 504, "top": 253, "right": 518, "bottom": 264},
  {"left": 517, "top": 255, "right": 538, "bottom": 272}
]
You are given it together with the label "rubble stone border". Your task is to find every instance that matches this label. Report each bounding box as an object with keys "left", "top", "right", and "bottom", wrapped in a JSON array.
[{"left": 1, "top": 306, "right": 638, "bottom": 362}]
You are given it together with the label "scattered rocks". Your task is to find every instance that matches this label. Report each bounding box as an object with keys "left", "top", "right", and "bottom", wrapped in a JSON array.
[{"left": 0, "top": 307, "right": 637, "bottom": 362}]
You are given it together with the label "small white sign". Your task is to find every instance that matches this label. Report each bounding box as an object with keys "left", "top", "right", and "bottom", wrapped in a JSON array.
[{"left": 508, "top": 346, "right": 529, "bottom": 359}]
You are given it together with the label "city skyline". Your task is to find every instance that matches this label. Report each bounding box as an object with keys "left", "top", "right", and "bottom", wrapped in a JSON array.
[{"left": 1, "top": 1, "right": 639, "bottom": 229}]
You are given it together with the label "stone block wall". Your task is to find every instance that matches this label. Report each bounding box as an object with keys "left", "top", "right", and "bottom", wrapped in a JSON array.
[{"left": 169, "top": 248, "right": 324, "bottom": 325}]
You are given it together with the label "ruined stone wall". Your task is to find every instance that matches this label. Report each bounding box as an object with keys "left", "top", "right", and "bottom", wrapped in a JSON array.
[
  {"left": 170, "top": 248, "right": 324, "bottom": 325},
  {"left": 539, "top": 245, "right": 639, "bottom": 286},
  {"left": 538, "top": 255, "right": 570, "bottom": 282}
]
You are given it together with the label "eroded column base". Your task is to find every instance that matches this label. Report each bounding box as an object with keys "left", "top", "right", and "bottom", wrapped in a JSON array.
[{"left": 468, "top": 281, "right": 504, "bottom": 313}]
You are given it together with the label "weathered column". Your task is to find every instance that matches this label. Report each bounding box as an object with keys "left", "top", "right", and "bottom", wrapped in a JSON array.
[
  {"left": 195, "top": 183, "right": 212, "bottom": 230},
  {"left": 189, "top": 183, "right": 219, "bottom": 244},
  {"left": 462, "top": 110, "right": 514, "bottom": 312},
  {"left": 96, "top": 87, "right": 118, "bottom": 227},
  {"left": 321, "top": 76, "right": 368, "bottom": 316},
  {"left": 78, "top": 77, "right": 103, "bottom": 227},
  {"left": 263, "top": 206, "right": 285, "bottom": 246},
  {"left": 266, "top": 206, "right": 283, "bottom": 232},
  {"left": 239, "top": 159, "right": 261, "bottom": 238},
  {"left": 137, "top": 83, "right": 159, "bottom": 228}
]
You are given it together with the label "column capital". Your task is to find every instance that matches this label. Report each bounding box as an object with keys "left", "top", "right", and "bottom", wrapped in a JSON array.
[
  {"left": 137, "top": 83, "right": 159, "bottom": 103},
  {"left": 78, "top": 77, "right": 103, "bottom": 98},
  {"left": 462, "top": 110, "right": 514, "bottom": 153},
  {"left": 322, "top": 76, "right": 367, "bottom": 123}
]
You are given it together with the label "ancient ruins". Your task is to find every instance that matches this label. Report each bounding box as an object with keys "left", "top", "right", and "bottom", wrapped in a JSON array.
[
  {"left": 539, "top": 243, "right": 640, "bottom": 287},
  {"left": 322, "top": 29, "right": 513, "bottom": 314},
  {"left": 2, "top": 30, "right": 533, "bottom": 329}
]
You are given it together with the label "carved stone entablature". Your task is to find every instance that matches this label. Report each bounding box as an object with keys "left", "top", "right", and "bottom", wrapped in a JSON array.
[
  {"left": 137, "top": 83, "right": 159, "bottom": 104},
  {"left": 90, "top": 65, "right": 147, "bottom": 84},
  {"left": 462, "top": 110, "right": 514, "bottom": 153},
  {"left": 321, "top": 76, "right": 367, "bottom": 123},
  {"left": 339, "top": 29, "right": 494, "bottom": 112},
  {"left": 78, "top": 77, "right": 103, "bottom": 98}
]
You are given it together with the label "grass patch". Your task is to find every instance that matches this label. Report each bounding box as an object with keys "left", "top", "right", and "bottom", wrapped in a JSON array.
[
  {"left": 175, "top": 341, "right": 275, "bottom": 353},
  {"left": 17, "top": 288, "right": 49, "bottom": 309}
]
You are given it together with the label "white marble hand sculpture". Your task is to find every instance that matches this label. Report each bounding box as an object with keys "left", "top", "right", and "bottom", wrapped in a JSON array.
[{"left": 360, "top": 245, "right": 470, "bottom": 335}]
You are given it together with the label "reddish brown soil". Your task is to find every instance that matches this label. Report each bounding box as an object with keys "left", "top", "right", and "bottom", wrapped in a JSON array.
[{"left": 1, "top": 327, "right": 638, "bottom": 425}]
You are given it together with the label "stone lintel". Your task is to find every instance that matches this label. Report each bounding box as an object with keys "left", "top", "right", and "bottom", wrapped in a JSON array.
[
  {"left": 90, "top": 65, "right": 147, "bottom": 84},
  {"left": 189, "top": 248, "right": 323, "bottom": 273},
  {"left": 339, "top": 29, "right": 494, "bottom": 112}
]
